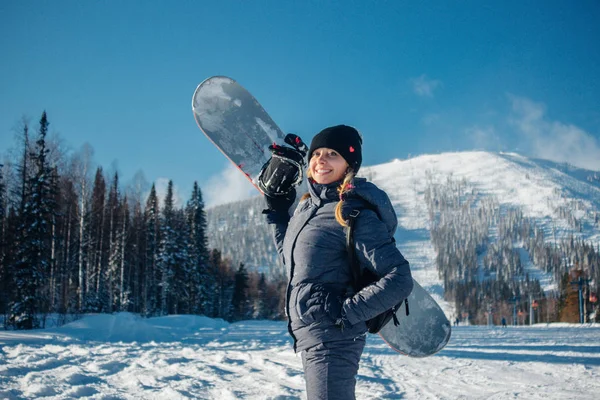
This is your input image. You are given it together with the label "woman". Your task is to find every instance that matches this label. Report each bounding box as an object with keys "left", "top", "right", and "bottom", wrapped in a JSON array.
[{"left": 263, "top": 125, "right": 413, "bottom": 399}]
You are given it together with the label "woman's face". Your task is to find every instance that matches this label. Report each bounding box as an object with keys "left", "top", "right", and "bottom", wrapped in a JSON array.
[{"left": 309, "top": 147, "right": 349, "bottom": 184}]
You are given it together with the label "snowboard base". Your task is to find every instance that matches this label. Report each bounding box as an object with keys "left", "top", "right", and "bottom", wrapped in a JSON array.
[{"left": 378, "top": 279, "right": 451, "bottom": 357}]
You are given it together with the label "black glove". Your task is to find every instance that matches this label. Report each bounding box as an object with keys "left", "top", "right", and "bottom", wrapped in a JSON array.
[
  {"left": 264, "top": 187, "right": 296, "bottom": 213},
  {"left": 258, "top": 133, "right": 308, "bottom": 197}
]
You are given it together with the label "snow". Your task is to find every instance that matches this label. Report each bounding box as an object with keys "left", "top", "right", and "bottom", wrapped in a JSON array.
[{"left": 1, "top": 313, "right": 599, "bottom": 399}]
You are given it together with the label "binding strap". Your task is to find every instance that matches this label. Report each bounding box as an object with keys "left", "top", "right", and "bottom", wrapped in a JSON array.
[{"left": 346, "top": 209, "right": 361, "bottom": 291}]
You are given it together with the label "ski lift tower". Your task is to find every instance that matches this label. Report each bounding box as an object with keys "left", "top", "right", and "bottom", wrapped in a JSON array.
[
  {"left": 570, "top": 276, "right": 591, "bottom": 323},
  {"left": 486, "top": 303, "right": 494, "bottom": 326},
  {"left": 530, "top": 296, "right": 539, "bottom": 325}
]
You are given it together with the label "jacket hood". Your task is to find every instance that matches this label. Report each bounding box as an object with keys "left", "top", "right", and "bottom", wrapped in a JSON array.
[
  {"left": 342, "top": 177, "right": 398, "bottom": 237},
  {"left": 307, "top": 177, "right": 397, "bottom": 236}
]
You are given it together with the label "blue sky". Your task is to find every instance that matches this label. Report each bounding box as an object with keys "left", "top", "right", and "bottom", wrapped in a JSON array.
[{"left": 1, "top": 1, "right": 599, "bottom": 206}]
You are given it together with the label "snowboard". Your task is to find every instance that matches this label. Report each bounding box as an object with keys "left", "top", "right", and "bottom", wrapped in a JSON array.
[
  {"left": 380, "top": 280, "right": 451, "bottom": 357},
  {"left": 192, "top": 76, "right": 287, "bottom": 192},
  {"left": 192, "top": 76, "right": 451, "bottom": 357}
]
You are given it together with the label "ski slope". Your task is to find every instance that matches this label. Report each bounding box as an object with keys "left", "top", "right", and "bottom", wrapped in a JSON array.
[
  {"left": 361, "top": 151, "right": 600, "bottom": 316},
  {"left": 1, "top": 313, "right": 599, "bottom": 399}
]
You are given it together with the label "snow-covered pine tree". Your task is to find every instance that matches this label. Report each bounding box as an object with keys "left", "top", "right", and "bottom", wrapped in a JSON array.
[
  {"left": 2, "top": 122, "right": 32, "bottom": 324},
  {"left": 170, "top": 208, "right": 190, "bottom": 314},
  {"left": 106, "top": 172, "right": 122, "bottom": 312},
  {"left": 186, "top": 182, "right": 211, "bottom": 315},
  {"left": 10, "top": 112, "right": 56, "bottom": 329},
  {"left": 1, "top": 206, "right": 19, "bottom": 322},
  {"left": 144, "top": 184, "right": 160, "bottom": 316},
  {"left": 157, "top": 180, "right": 177, "bottom": 315}
]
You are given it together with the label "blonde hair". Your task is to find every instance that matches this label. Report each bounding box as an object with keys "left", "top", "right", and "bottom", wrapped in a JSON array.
[{"left": 301, "top": 169, "right": 356, "bottom": 227}]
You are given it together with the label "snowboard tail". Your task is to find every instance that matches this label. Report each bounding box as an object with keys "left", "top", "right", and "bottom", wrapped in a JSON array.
[{"left": 378, "top": 279, "right": 451, "bottom": 357}]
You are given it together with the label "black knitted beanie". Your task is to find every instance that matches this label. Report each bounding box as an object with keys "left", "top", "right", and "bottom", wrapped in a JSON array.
[{"left": 308, "top": 125, "right": 363, "bottom": 173}]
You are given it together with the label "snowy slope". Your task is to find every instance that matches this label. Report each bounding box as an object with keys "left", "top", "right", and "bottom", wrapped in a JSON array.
[
  {"left": 1, "top": 313, "right": 599, "bottom": 399},
  {"left": 360, "top": 151, "right": 600, "bottom": 316},
  {"left": 365, "top": 151, "right": 600, "bottom": 242},
  {"left": 206, "top": 151, "right": 600, "bottom": 319}
]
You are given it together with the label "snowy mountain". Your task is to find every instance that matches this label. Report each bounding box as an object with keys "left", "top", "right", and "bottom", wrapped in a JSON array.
[{"left": 207, "top": 151, "right": 600, "bottom": 319}]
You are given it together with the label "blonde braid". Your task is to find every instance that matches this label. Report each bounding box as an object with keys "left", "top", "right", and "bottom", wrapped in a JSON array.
[{"left": 334, "top": 170, "right": 356, "bottom": 227}]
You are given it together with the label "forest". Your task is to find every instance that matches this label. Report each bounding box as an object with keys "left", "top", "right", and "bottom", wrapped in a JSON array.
[
  {"left": 423, "top": 171, "right": 600, "bottom": 324},
  {"left": 2, "top": 112, "right": 598, "bottom": 330},
  {"left": 0, "top": 112, "right": 286, "bottom": 330}
]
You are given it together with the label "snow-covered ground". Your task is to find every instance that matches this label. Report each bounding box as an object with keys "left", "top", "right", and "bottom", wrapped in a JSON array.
[{"left": 1, "top": 313, "right": 599, "bottom": 399}]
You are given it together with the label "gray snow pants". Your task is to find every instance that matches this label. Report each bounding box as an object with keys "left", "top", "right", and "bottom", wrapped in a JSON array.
[{"left": 301, "top": 336, "right": 366, "bottom": 400}]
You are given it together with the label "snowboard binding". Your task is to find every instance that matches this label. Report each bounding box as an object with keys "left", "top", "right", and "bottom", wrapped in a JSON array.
[{"left": 258, "top": 133, "right": 308, "bottom": 197}]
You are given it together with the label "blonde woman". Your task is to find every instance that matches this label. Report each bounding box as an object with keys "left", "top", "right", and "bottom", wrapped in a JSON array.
[{"left": 262, "top": 125, "right": 413, "bottom": 400}]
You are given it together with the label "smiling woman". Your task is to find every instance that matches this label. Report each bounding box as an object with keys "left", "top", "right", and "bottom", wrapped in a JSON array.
[{"left": 261, "top": 124, "right": 414, "bottom": 399}]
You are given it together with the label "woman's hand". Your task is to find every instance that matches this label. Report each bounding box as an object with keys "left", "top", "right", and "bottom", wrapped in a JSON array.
[
  {"left": 258, "top": 133, "right": 308, "bottom": 197},
  {"left": 325, "top": 293, "right": 352, "bottom": 331}
]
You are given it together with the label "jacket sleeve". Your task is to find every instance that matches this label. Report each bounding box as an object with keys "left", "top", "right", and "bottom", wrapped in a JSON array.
[
  {"left": 264, "top": 210, "right": 289, "bottom": 265},
  {"left": 342, "top": 209, "right": 414, "bottom": 326}
]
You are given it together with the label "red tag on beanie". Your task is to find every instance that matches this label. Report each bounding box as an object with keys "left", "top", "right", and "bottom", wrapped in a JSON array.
[{"left": 349, "top": 146, "right": 355, "bottom": 152}]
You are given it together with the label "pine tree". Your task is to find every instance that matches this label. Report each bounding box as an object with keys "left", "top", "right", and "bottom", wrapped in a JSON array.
[
  {"left": 1, "top": 207, "right": 18, "bottom": 321},
  {"left": 232, "top": 263, "right": 249, "bottom": 320},
  {"left": 186, "top": 182, "right": 211, "bottom": 315},
  {"left": 128, "top": 197, "right": 145, "bottom": 314},
  {"left": 157, "top": 180, "right": 176, "bottom": 315},
  {"left": 11, "top": 112, "right": 56, "bottom": 329},
  {"left": 171, "top": 208, "right": 191, "bottom": 314},
  {"left": 253, "top": 273, "right": 268, "bottom": 319},
  {"left": 144, "top": 184, "right": 160, "bottom": 316},
  {"left": 0, "top": 163, "right": 5, "bottom": 251},
  {"left": 105, "top": 173, "right": 122, "bottom": 312},
  {"left": 0, "top": 164, "right": 7, "bottom": 318}
]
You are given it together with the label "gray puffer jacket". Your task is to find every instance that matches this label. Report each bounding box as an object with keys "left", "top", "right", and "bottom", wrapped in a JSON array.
[{"left": 267, "top": 177, "right": 413, "bottom": 352}]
